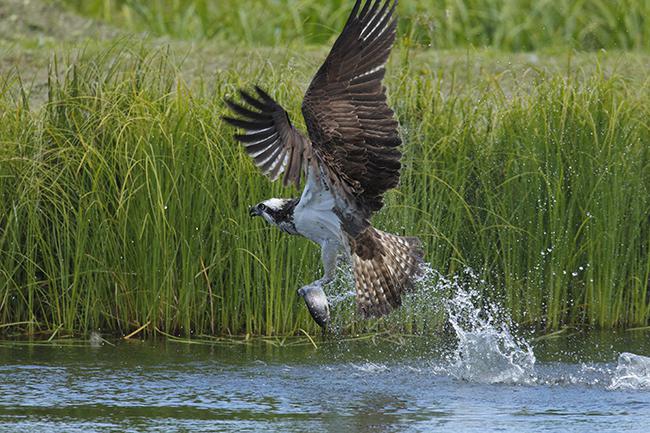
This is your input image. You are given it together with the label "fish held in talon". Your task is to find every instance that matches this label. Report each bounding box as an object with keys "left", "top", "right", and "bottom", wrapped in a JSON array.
[
  {"left": 223, "top": 0, "right": 424, "bottom": 327},
  {"left": 298, "top": 285, "right": 330, "bottom": 329}
]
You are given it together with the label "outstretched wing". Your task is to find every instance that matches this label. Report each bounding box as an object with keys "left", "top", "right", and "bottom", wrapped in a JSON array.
[
  {"left": 223, "top": 87, "right": 311, "bottom": 188},
  {"left": 302, "top": 0, "right": 401, "bottom": 220}
]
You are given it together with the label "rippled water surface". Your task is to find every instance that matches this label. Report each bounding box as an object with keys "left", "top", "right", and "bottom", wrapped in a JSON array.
[{"left": 1, "top": 331, "right": 650, "bottom": 433}]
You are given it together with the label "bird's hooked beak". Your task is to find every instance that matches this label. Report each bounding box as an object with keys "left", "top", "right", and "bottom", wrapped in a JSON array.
[
  {"left": 249, "top": 205, "right": 261, "bottom": 217},
  {"left": 298, "top": 285, "right": 330, "bottom": 329}
]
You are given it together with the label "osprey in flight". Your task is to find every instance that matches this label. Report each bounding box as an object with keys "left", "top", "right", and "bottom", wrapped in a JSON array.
[{"left": 223, "top": 0, "right": 423, "bottom": 327}]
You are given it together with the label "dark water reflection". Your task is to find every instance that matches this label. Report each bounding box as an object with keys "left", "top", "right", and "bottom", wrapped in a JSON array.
[{"left": 0, "top": 331, "right": 649, "bottom": 432}]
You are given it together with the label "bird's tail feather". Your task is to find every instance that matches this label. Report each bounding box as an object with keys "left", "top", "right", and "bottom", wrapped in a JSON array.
[{"left": 348, "top": 227, "right": 424, "bottom": 318}]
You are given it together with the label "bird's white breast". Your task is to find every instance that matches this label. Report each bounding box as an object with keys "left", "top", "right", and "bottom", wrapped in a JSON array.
[{"left": 294, "top": 170, "right": 342, "bottom": 246}]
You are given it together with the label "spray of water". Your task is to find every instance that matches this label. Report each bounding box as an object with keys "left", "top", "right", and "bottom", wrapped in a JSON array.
[
  {"left": 609, "top": 352, "right": 650, "bottom": 390},
  {"left": 420, "top": 267, "right": 650, "bottom": 389},
  {"left": 329, "top": 260, "right": 650, "bottom": 389},
  {"left": 413, "top": 266, "right": 536, "bottom": 384},
  {"left": 444, "top": 287, "right": 535, "bottom": 383}
]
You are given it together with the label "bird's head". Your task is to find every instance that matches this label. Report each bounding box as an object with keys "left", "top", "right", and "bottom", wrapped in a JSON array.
[{"left": 249, "top": 198, "right": 299, "bottom": 233}]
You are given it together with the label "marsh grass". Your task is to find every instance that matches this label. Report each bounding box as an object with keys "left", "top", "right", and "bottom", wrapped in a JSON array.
[
  {"left": 63, "top": 0, "right": 650, "bottom": 51},
  {"left": 0, "top": 45, "right": 648, "bottom": 337}
]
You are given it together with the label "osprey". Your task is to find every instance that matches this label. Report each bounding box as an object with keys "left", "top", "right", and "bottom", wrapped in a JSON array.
[{"left": 223, "top": 0, "right": 423, "bottom": 328}]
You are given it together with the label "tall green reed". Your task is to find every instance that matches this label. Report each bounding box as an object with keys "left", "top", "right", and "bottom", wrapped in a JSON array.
[
  {"left": 0, "top": 47, "right": 648, "bottom": 336},
  {"left": 0, "top": 49, "right": 318, "bottom": 336},
  {"left": 393, "top": 62, "right": 650, "bottom": 329}
]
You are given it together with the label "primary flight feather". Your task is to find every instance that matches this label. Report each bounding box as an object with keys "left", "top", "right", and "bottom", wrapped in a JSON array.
[{"left": 223, "top": 0, "right": 423, "bottom": 327}]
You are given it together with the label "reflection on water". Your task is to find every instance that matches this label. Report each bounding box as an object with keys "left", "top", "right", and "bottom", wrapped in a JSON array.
[{"left": 0, "top": 331, "right": 649, "bottom": 433}]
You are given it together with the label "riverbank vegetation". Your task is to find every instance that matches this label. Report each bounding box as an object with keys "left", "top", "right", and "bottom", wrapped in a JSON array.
[{"left": 0, "top": 1, "right": 648, "bottom": 337}]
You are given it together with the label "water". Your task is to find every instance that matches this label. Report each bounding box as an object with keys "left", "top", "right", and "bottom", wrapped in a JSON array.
[
  {"left": 1, "top": 331, "right": 649, "bottom": 432},
  {"left": 1, "top": 272, "right": 650, "bottom": 432}
]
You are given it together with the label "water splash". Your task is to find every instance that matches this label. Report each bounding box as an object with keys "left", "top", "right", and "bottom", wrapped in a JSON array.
[
  {"left": 351, "top": 362, "right": 389, "bottom": 374},
  {"left": 430, "top": 269, "right": 650, "bottom": 389},
  {"left": 328, "top": 261, "right": 650, "bottom": 390},
  {"left": 419, "top": 268, "right": 536, "bottom": 384},
  {"left": 327, "top": 262, "right": 537, "bottom": 383},
  {"left": 609, "top": 352, "right": 650, "bottom": 390},
  {"left": 444, "top": 286, "right": 536, "bottom": 384}
]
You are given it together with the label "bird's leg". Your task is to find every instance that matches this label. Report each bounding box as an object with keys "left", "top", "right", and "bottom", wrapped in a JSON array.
[
  {"left": 318, "top": 240, "right": 339, "bottom": 286},
  {"left": 297, "top": 241, "right": 339, "bottom": 328}
]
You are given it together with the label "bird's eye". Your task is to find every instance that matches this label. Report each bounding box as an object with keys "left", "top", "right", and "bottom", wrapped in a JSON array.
[{"left": 259, "top": 204, "right": 267, "bottom": 210}]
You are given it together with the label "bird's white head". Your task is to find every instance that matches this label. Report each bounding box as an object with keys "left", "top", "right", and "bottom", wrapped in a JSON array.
[{"left": 249, "top": 198, "right": 299, "bottom": 234}]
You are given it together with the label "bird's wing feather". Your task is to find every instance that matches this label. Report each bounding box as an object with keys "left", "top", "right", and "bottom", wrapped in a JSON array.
[
  {"left": 223, "top": 86, "right": 311, "bottom": 187},
  {"left": 302, "top": 0, "right": 401, "bottom": 223}
]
